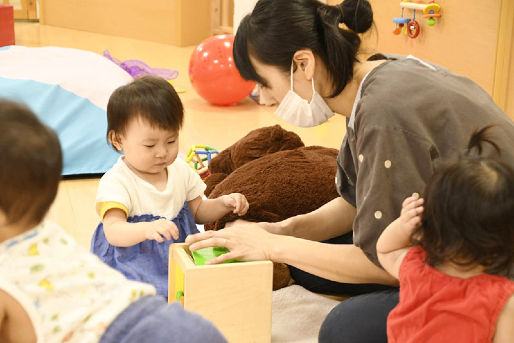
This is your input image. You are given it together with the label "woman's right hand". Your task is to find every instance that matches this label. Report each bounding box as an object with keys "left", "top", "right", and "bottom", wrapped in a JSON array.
[
  {"left": 185, "top": 223, "right": 276, "bottom": 264},
  {"left": 144, "top": 219, "right": 179, "bottom": 242}
]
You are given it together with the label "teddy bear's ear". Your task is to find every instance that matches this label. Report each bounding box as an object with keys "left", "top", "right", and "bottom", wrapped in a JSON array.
[
  {"left": 266, "top": 125, "right": 304, "bottom": 154},
  {"left": 204, "top": 172, "right": 228, "bottom": 197},
  {"left": 229, "top": 125, "right": 305, "bottom": 169}
]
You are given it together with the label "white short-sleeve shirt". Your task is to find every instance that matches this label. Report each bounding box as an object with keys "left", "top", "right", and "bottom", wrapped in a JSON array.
[{"left": 96, "top": 157, "right": 206, "bottom": 219}]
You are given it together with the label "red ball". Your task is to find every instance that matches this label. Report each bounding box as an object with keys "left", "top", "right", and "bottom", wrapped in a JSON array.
[{"left": 189, "top": 34, "right": 256, "bottom": 106}]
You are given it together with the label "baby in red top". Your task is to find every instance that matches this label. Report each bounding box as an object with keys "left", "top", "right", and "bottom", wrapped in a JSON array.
[{"left": 377, "top": 125, "right": 514, "bottom": 343}]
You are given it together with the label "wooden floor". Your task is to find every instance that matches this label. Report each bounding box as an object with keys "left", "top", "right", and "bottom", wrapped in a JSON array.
[{"left": 14, "top": 22, "right": 347, "bottom": 248}]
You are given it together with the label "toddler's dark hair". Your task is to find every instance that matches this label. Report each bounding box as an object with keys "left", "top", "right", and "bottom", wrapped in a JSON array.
[
  {"left": 0, "top": 100, "right": 62, "bottom": 226},
  {"left": 412, "top": 125, "right": 514, "bottom": 276},
  {"left": 107, "top": 75, "right": 183, "bottom": 150}
]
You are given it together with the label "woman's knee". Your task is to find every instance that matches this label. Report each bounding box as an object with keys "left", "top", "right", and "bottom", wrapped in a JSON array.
[{"left": 318, "top": 289, "right": 399, "bottom": 343}]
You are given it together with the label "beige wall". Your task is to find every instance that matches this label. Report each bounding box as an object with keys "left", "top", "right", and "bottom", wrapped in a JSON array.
[
  {"left": 328, "top": 0, "right": 513, "bottom": 119},
  {"left": 39, "top": 0, "right": 211, "bottom": 46},
  {"left": 363, "top": 0, "right": 500, "bottom": 94},
  {"left": 494, "top": 0, "right": 514, "bottom": 119},
  {"left": 38, "top": 0, "right": 514, "bottom": 117}
]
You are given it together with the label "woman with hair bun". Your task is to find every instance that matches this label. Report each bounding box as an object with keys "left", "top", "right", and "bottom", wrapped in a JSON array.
[{"left": 187, "top": 0, "right": 514, "bottom": 341}]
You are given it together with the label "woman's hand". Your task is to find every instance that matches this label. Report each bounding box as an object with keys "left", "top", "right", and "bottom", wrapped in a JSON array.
[{"left": 185, "top": 223, "right": 274, "bottom": 264}]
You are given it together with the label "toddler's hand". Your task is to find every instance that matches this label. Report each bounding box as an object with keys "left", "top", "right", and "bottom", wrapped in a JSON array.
[
  {"left": 398, "top": 194, "right": 424, "bottom": 233},
  {"left": 144, "top": 219, "right": 179, "bottom": 243},
  {"left": 221, "top": 193, "right": 249, "bottom": 216}
]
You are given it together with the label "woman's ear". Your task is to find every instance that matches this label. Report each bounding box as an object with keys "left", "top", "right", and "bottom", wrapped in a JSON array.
[
  {"left": 292, "top": 50, "right": 316, "bottom": 81},
  {"left": 108, "top": 130, "right": 123, "bottom": 151}
]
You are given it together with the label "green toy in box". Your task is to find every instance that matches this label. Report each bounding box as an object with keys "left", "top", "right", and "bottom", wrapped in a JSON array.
[{"left": 192, "top": 247, "right": 238, "bottom": 266}]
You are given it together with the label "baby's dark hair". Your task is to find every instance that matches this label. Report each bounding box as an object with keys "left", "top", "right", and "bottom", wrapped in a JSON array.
[
  {"left": 412, "top": 125, "right": 514, "bottom": 276},
  {"left": 0, "top": 100, "right": 62, "bottom": 226},
  {"left": 107, "top": 75, "right": 183, "bottom": 150}
]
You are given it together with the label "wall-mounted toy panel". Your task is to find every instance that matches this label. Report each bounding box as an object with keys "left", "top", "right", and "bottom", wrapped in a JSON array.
[{"left": 393, "top": 1, "right": 442, "bottom": 39}]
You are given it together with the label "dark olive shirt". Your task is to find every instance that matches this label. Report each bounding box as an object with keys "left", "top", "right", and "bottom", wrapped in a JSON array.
[{"left": 335, "top": 55, "right": 514, "bottom": 278}]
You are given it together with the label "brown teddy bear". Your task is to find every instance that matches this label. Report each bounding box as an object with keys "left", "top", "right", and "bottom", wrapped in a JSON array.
[{"left": 204, "top": 125, "right": 340, "bottom": 290}]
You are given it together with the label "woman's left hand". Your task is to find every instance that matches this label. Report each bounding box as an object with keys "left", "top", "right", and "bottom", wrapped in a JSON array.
[{"left": 185, "top": 223, "right": 274, "bottom": 264}]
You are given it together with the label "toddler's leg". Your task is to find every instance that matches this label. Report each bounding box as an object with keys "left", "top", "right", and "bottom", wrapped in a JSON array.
[{"left": 100, "top": 296, "right": 227, "bottom": 343}]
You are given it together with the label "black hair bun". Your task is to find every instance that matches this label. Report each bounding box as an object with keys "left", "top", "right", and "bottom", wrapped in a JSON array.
[{"left": 340, "top": 0, "right": 373, "bottom": 33}]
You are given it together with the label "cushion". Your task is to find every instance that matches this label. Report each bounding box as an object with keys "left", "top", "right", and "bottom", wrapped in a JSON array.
[{"left": 0, "top": 46, "right": 133, "bottom": 175}]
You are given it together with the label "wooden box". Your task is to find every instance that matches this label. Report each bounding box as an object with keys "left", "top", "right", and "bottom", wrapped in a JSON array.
[{"left": 169, "top": 243, "right": 272, "bottom": 343}]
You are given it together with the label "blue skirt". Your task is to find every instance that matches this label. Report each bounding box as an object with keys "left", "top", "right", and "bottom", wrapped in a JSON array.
[{"left": 90, "top": 204, "right": 199, "bottom": 298}]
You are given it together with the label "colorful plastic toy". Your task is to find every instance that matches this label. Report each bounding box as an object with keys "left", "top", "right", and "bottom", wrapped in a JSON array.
[
  {"left": 185, "top": 145, "right": 219, "bottom": 180},
  {"left": 393, "top": 8, "right": 410, "bottom": 35},
  {"left": 423, "top": 2, "right": 441, "bottom": 26},
  {"left": 407, "top": 10, "right": 420, "bottom": 39},
  {"left": 395, "top": 1, "right": 442, "bottom": 39},
  {"left": 189, "top": 34, "right": 256, "bottom": 106}
]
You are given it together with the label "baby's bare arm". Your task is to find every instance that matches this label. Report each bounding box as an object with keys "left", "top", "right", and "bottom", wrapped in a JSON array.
[
  {"left": 188, "top": 194, "right": 249, "bottom": 224},
  {"left": 493, "top": 293, "right": 514, "bottom": 343},
  {"left": 0, "top": 289, "right": 36, "bottom": 343},
  {"left": 103, "top": 209, "right": 178, "bottom": 246},
  {"left": 377, "top": 196, "right": 424, "bottom": 278}
]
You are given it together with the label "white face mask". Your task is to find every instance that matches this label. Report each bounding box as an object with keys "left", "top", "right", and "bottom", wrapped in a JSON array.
[{"left": 275, "top": 63, "right": 334, "bottom": 127}]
